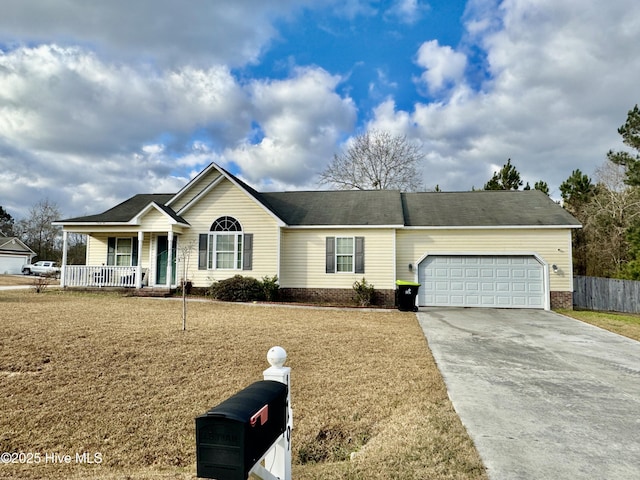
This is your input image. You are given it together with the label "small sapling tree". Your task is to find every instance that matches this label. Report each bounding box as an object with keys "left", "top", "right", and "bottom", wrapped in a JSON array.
[{"left": 177, "top": 240, "right": 196, "bottom": 331}]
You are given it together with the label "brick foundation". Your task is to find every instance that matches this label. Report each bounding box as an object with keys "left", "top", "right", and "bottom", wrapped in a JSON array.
[
  {"left": 280, "top": 288, "right": 396, "bottom": 308},
  {"left": 550, "top": 291, "right": 573, "bottom": 310}
]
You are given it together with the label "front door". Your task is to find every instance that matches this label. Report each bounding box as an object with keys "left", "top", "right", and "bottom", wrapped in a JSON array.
[{"left": 156, "top": 235, "right": 177, "bottom": 285}]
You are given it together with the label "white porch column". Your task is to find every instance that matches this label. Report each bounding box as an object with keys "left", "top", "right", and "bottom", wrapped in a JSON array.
[
  {"left": 136, "top": 231, "right": 144, "bottom": 289},
  {"left": 61, "top": 231, "right": 68, "bottom": 287},
  {"left": 167, "top": 231, "right": 173, "bottom": 288}
]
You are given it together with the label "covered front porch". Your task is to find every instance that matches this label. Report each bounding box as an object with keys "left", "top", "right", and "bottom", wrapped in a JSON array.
[{"left": 59, "top": 229, "right": 184, "bottom": 290}]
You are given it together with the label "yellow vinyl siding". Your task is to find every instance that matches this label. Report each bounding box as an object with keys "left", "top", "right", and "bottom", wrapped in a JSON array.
[
  {"left": 175, "top": 178, "right": 280, "bottom": 287},
  {"left": 280, "top": 228, "right": 396, "bottom": 289},
  {"left": 169, "top": 169, "right": 222, "bottom": 213},
  {"left": 86, "top": 234, "right": 152, "bottom": 268},
  {"left": 396, "top": 228, "right": 573, "bottom": 291},
  {"left": 86, "top": 235, "right": 107, "bottom": 266},
  {"left": 140, "top": 208, "right": 173, "bottom": 231}
]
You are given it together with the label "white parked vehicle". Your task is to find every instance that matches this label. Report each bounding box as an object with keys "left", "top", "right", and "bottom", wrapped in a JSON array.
[{"left": 22, "top": 261, "right": 61, "bottom": 277}]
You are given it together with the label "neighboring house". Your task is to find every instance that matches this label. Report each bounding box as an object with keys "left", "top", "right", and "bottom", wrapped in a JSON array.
[
  {"left": 54, "top": 162, "right": 581, "bottom": 310},
  {"left": 0, "top": 234, "right": 36, "bottom": 274}
]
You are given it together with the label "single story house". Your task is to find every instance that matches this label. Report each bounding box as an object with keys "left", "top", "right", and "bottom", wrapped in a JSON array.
[
  {"left": 55, "top": 162, "right": 581, "bottom": 310},
  {"left": 0, "top": 234, "right": 36, "bottom": 274}
]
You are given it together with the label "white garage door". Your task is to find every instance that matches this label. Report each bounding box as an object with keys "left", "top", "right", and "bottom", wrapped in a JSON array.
[
  {"left": 0, "top": 255, "right": 29, "bottom": 275},
  {"left": 418, "top": 255, "right": 545, "bottom": 309}
]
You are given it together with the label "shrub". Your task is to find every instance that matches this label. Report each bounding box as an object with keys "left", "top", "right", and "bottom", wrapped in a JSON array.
[
  {"left": 353, "top": 277, "right": 375, "bottom": 306},
  {"left": 261, "top": 275, "right": 280, "bottom": 301},
  {"left": 31, "top": 275, "right": 51, "bottom": 294},
  {"left": 209, "top": 275, "right": 264, "bottom": 302}
]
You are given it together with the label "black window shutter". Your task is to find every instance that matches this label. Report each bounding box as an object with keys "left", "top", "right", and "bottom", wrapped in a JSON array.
[
  {"left": 355, "top": 236, "right": 365, "bottom": 274},
  {"left": 132, "top": 237, "right": 138, "bottom": 266},
  {"left": 198, "top": 234, "right": 208, "bottom": 270},
  {"left": 326, "top": 237, "right": 335, "bottom": 273},
  {"left": 107, "top": 237, "right": 116, "bottom": 266},
  {"left": 243, "top": 233, "right": 253, "bottom": 270}
]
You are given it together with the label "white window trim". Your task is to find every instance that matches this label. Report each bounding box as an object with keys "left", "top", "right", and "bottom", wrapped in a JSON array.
[
  {"left": 208, "top": 232, "right": 243, "bottom": 270},
  {"left": 115, "top": 237, "right": 133, "bottom": 267},
  {"left": 335, "top": 236, "right": 355, "bottom": 274}
]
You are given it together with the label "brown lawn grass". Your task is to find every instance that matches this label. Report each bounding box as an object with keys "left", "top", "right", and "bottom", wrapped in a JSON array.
[
  {"left": 557, "top": 309, "right": 640, "bottom": 341},
  {"left": 0, "top": 274, "right": 59, "bottom": 287},
  {"left": 0, "top": 290, "right": 486, "bottom": 480}
]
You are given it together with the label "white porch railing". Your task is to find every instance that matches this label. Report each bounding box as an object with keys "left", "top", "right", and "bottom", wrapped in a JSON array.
[{"left": 64, "top": 266, "right": 144, "bottom": 288}]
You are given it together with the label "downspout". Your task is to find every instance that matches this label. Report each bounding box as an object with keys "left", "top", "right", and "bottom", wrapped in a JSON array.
[{"left": 276, "top": 225, "right": 281, "bottom": 285}]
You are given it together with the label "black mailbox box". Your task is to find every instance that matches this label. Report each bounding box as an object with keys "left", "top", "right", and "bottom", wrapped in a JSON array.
[{"left": 196, "top": 380, "right": 288, "bottom": 480}]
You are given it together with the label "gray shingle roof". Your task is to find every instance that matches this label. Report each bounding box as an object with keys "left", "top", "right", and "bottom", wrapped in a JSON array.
[
  {"left": 401, "top": 190, "right": 581, "bottom": 227},
  {"left": 58, "top": 194, "right": 187, "bottom": 224},
  {"left": 56, "top": 166, "right": 580, "bottom": 228},
  {"left": 260, "top": 190, "right": 405, "bottom": 226}
]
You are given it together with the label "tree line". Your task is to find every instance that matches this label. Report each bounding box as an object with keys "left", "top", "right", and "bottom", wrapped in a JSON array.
[{"left": 1, "top": 200, "right": 86, "bottom": 265}]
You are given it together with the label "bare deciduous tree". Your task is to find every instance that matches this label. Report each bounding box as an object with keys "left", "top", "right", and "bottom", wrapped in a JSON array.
[
  {"left": 582, "top": 162, "right": 640, "bottom": 276},
  {"left": 319, "top": 130, "right": 424, "bottom": 191},
  {"left": 15, "top": 199, "right": 62, "bottom": 260}
]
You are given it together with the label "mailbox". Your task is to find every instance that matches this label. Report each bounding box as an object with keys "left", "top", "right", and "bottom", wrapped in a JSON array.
[{"left": 196, "top": 380, "right": 288, "bottom": 480}]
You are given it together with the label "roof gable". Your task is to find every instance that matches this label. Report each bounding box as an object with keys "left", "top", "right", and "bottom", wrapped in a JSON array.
[
  {"left": 133, "top": 202, "right": 190, "bottom": 226},
  {"left": 56, "top": 194, "right": 181, "bottom": 224},
  {"left": 167, "top": 163, "right": 286, "bottom": 226},
  {"left": 0, "top": 237, "right": 36, "bottom": 255}
]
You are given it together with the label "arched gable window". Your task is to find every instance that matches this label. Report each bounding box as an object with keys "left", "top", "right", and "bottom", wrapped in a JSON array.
[
  {"left": 209, "top": 216, "right": 243, "bottom": 269},
  {"left": 211, "top": 216, "right": 242, "bottom": 232}
]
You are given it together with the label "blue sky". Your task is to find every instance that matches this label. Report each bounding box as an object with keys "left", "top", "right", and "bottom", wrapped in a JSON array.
[{"left": 1, "top": 0, "right": 639, "bottom": 219}]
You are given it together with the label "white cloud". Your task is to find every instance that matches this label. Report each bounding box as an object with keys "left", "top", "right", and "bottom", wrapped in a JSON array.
[
  {"left": 0, "top": 45, "right": 249, "bottom": 154},
  {"left": 415, "top": 40, "right": 468, "bottom": 94},
  {"left": 385, "top": 0, "right": 429, "bottom": 25},
  {"left": 225, "top": 67, "right": 357, "bottom": 189},
  {"left": 371, "top": 0, "right": 640, "bottom": 195},
  {"left": 0, "top": 44, "right": 252, "bottom": 217},
  {"left": 0, "top": 0, "right": 311, "bottom": 68}
]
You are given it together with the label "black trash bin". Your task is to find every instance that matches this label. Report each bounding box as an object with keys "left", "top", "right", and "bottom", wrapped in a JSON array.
[{"left": 396, "top": 280, "right": 420, "bottom": 312}]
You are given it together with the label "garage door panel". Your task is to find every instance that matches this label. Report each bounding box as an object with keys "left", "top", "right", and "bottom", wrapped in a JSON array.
[
  {"left": 496, "top": 269, "right": 511, "bottom": 278},
  {"left": 450, "top": 268, "right": 464, "bottom": 278},
  {"left": 465, "top": 294, "right": 480, "bottom": 303},
  {"left": 511, "top": 296, "right": 527, "bottom": 306},
  {"left": 528, "top": 270, "right": 542, "bottom": 279},
  {"left": 481, "top": 295, "right": 497, "bottom": 305},
  {"left": 512, "top": 283, "right": 526, "bottom": 292},
  {"left": 512, "top": 269, "right": 526, "bottom": 279},
  {"left": 418, "top": 255, "right": 545, "bottom": 309}
]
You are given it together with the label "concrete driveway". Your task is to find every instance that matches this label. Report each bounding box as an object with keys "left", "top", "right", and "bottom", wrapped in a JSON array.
[{"left": 417, "top": 308, "right": 640, "bottom": 480}]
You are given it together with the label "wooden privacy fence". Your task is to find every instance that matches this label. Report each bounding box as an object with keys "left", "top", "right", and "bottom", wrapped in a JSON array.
[{"left": 573, "top": 276, "right": 640, "bottom": 314}]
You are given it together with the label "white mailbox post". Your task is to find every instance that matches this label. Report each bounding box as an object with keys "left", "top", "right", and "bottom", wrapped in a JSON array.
[{"left": 249, "top": 346, "right": 292, "bottom": 480}]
